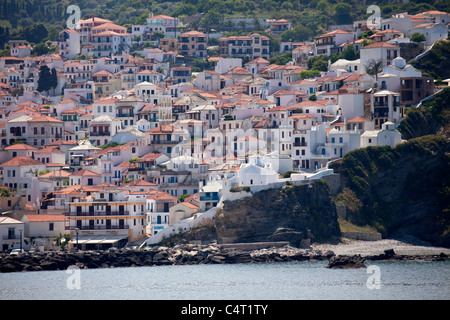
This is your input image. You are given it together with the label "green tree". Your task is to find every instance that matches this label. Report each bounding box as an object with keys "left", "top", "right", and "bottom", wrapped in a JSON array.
[
  {"left": 316, "top": 0, "right": 329, "bottom": 11},
  {"left": 31, "top": 42, "right": 50, "bottom": 56},
  {"left": 312, "top": 59, "right": 328, "bottom": 72},
  {"left": 0, "top": 186, "right": 12, "bottom": 197},
  {"left": 47, "top": 26, "right": 59, "bottom": 42},
  {"left": 37, "top": 65, "right": 57, "bottom": 94},
  {"left": 340, "top": 45, "right": 358, "bottom": 61},
  {"left": 334, "top": 3, "right": 353, "bottom": 24},
  {"left": 50, "top": 68, "right": 58, "bottom": 91},
  {"left": 299, "top": 69, "right": 321, "bottom": 79},
  {"left": 54, "top": 233, "right": 72, "bottom": 251},
  {"left": 280, "top": 25, "right": 313, "bottom": 42},
  {"left": 411, "top": 32, "right": 426, "bottom": 43},
  {"left": 151, "top": 30, "right": 165, "bottom": 41},
  {"left": 135, "top": 12, "right": 149, "bottom": 25},
  {"left": 179, "top": 194, "right": 190, "bottom": 202},
  {"left": 23, "top": 23, "right": 48, "bottom": 44},
  {"left": 172, "top": 3, "right": 197, "bottom": 17},
  {"left": 201, "top": 10, "right": 223, "bottom": 33}
]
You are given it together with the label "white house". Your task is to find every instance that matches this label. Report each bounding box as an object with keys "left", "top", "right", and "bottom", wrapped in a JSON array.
[
  {"left": 146, "top": 190, "right": 178, "bottom": 235},
  {"left": 0, "top": 216, "right": 25, "bottom": 252},
  {"left": 21, "top": 214, "right": 67, "bottom": 250},
  {"left": 169, "top": 201, "right": 199, "bottom": 225},
  {"left": 371, "top": 90, "right": 402, "bottom": 128},
  {"left": 236, "top": 158, "right": 280, "bottom": 187},
  {"left": 325, "top": 127, "right": 361, "bottom": 159},
  {"left": 0, "top": 156, "right": 46, "bottom": 204},
  {"left": 329, "top": 59, "right": 361, "bottom": 74},
  {"left": 360, "top": 121, "right": 403, "bottom": 148},
  {"left": 58, "top": 29, "right": 81, "bottom": 60},
  {"left": 407, "top": 23, "right": 448, "bottom": 47},
  {"left": 360, "top": 42, "right": 400, "bottom": 74}
]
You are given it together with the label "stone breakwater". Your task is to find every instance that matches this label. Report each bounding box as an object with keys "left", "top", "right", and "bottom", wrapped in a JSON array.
[{"left": 0, "top": 244, "right": 447, "bottom": 273}]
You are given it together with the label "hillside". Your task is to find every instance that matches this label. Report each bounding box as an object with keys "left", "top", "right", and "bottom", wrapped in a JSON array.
[
  {"left": 330, "top": 88, "right": 450, "bottom": 248},
  {"left": 1, "top": 0, "right": 449, "bottom": 48},
  {"left": 162, "top": 181, "right": 341, "bottom": 247},
  {"left": 410, "top": 39, "right": 450, "bottom": 82}
]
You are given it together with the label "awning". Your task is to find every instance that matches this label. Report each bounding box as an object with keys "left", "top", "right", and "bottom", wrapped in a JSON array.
[{"left": 69, "top": 234, "right": 128, "bottom": 245}]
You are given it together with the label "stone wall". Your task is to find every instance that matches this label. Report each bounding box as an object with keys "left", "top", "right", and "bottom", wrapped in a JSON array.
[{"left": 341, "top": 232, "right": 382, "bottom": 241}]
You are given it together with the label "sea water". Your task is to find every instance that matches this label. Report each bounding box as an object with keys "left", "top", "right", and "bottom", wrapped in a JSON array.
[{"left": 0, "top": 260, "right": 449, "bottom": 300}]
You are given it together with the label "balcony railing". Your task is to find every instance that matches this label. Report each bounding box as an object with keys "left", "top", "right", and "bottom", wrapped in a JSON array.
[
  {"left": 200, "top": 194, "right": 220, "bottom": 201},
  {"left": 151, "top": 140, "right": 181, "bottom": 145},
  {"left": 65, "top": 225, "right": 129, "bottom": 231},
  {"left": 116, "top": 114, "right": 134, "bottom": 118},
  {"left": 294, "top": 141, "right": 307, "bottom": 147},
  {"left": 3, "top": 235, "right": 21, "bottom": 240},
  {"left": 65, "top": 211, "right": 130, "bottom": 217},
  {"left": 90, "top": 131, "right": 111, "bottom": 136}
]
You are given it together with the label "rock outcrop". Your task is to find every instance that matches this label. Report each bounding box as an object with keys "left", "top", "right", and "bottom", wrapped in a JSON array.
[
  {"left": 213, "top": 181, "right": 341, "bottom": 246},
  {"left": 1, "top": 245, "right": 446, "bottom": 273},
  {"left": 326, "top": 255, "right": 367, "bottom": 269},
  {"left": 0, "top": 244, "right": 331, "bottom": 273}
]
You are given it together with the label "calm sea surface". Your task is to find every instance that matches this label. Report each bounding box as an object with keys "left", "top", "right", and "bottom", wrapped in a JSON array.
[{"left": 0, "top": 260, "right": 449, "bottom": 300}]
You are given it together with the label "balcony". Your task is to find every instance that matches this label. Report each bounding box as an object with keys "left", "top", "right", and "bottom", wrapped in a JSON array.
[
  {"left": 90, "top": 131, "right": 111, "bottom": 136},
  {"left": 3, "top": 235, "right": 21, "bottom": 240},
  {"left": 200, "top": 194, "right": 220, "bottom": 201},
  {"left": 294, "top": 141, "right": 307, "bottom": 147},
  {"left": 151, "top": 139, "right": 181, "bottom": 145},
  {"left": 116, "top": 113, "right": 134, "bottom": 118},
  {"left": 65, "top": 211, "right": 130, "bottom": 217},
  {"left": 65, "top": 225, "right": 129, "bottom": 231}
]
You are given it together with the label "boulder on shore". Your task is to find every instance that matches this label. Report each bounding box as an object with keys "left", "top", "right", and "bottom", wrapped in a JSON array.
[{"left": 326, "top": 255, "right": 366, "bottom": 269}]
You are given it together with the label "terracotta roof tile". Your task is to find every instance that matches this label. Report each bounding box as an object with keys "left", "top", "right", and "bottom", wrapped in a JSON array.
[{"left": 1, "top": 156, "right": 43, "bottom": 166}]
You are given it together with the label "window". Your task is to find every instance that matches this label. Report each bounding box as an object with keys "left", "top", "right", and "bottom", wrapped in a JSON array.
[{"left": 49, "top": 223, "right": 54, "bottom": 231}]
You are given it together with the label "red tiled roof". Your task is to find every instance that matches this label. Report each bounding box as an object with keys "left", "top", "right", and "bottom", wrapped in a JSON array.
[
  {"left": 1, "top": 156, "right": 43, "bottom": 166},
  {"left": 4, "top": 144, "right": 38, "bottom": 150},
  {"left": 347, "top": 116, "right": 371, "bottom": 123},
  {"left": 28, "top": 115, "right": 63, "bottom": 123},
  {"left": 363, "top": 42, "right": 399, "bottom": 49},
  {"left": 25, "top": 214, "right": 68, "bottom": 222},
  {"left": 70, "top": 169, "right": 100, "bottom": 176}
]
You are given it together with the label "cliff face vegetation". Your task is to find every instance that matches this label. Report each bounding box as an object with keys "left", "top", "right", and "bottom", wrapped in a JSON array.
[
  {"left": 330, "top": 88, "right": 450, "bottom": 247},
  {"left": 213, "top": 181, "right": 341, "bottom": 245},
  {"left": 410, "top": 40, "right": 450, "bottom": 81}
]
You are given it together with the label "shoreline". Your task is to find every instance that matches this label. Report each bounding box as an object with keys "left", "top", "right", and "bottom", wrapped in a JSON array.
[
  {"left": 1, "top": 238, "right": 449, "bottom": 273},
  {"left": 311, "top": 238, "right": 450, "bottom": 257}
]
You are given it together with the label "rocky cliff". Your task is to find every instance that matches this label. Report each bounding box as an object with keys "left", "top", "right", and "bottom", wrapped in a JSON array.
[
  {"left": 186, "top": 180, "right": 340, "bottom": 247},
  {"left": 330, "top": 134, "right": 450, "bottom": 247},
  {"left": 329, "top": 88, "right": 450, "bottom": 248},
  {"left": 163, "top": 181, "right": 340, "bottom": 247}
]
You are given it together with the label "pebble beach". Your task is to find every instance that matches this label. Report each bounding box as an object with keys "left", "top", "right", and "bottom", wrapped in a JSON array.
[{"left": 311, "top": 238, "right": 450, "bottom": 257}]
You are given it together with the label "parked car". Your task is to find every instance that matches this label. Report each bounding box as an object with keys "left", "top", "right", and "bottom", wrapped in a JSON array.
[{"left": 10, "top": 249, "right": 25, "bottom": 256}]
